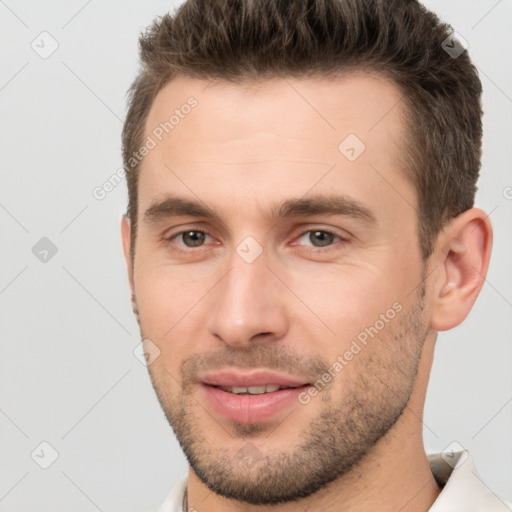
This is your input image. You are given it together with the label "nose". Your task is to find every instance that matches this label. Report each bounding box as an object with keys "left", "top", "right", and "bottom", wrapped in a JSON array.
[{"left": 207, "top": 249, "right": 289, "bottom": 348}]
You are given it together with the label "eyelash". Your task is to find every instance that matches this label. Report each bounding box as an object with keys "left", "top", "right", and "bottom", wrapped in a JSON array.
[{"left": 162, "top": 228, "right": 350, "bottom": 254}]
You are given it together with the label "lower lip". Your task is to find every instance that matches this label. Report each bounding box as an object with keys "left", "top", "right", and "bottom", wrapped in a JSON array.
[{"left": 200, "top": 384, "right": 310, "bottom": 424}]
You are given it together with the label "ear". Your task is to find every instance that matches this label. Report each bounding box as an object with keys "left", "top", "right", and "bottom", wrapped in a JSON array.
[
  {"left": 121, "top": 214, "right": 135, "bottom": 295},
  {"left": 429, "top": 208, "right": 493, "bottom": 331}
]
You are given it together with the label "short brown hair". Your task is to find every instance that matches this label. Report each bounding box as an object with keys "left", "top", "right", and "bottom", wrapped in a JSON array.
[{"left": 122, "top": 0, "right": 483, "bottom": 261}]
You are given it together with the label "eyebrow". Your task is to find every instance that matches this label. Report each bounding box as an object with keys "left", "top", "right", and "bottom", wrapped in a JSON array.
[
  {"left": 143, "top": 193, "right": 377, "bottom": 226},
  {"left": 273, "top": 194, "right": 377, "bottom": 225},
  {"left": 143, "top": 196, "right": 216, "bottom": 223}
]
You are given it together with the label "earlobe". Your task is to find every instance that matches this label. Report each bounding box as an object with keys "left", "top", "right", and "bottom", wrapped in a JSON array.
[{"left": 430, "top": 208, "right": 493, "bottom": 332}]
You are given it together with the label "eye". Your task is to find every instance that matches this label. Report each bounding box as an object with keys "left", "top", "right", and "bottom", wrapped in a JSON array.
[
  {"left": 171, "top": 230, "right": 213, "bottom": 247},
  {"left": 296, "top": 230, "right": 341, "bottom": 248}
]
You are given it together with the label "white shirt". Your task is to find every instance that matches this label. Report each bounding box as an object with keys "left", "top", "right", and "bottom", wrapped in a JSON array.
[{"left": 156, "top": 451, "right": 511, "bottom": 512}]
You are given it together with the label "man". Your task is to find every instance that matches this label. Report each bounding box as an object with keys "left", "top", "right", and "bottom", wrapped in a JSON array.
[{"left": 120, "top": 0, "right": 509, "bottom": 510}]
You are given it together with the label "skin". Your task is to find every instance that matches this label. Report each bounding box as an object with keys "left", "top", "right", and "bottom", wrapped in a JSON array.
[{"left": 121, "top": 74, "right": 492, "bottom": 512}]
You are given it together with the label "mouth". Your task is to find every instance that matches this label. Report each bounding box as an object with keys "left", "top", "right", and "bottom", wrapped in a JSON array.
[
  {"left": 198, "top": 369, "right": 312, "bottom": 424},
  {"left": 212, "top": 384, "right": 305, "bottom": 395}
]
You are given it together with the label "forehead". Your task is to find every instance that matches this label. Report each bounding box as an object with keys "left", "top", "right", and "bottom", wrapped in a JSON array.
[
  {"left": 144, "top": 72, "right": 406, "bottom": 155},
  {"left": 138, "top": 73, "right": 415, "bottom": 223}
]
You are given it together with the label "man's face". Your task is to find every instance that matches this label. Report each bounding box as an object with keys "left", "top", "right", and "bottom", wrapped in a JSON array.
[{"left": 125, "top": 74, "right": 432, "bottom": 504}]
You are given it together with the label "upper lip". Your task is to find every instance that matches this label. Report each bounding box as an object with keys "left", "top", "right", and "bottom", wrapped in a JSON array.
[{"left": 200, "top": 368, "right": 310, "bottom": 388}]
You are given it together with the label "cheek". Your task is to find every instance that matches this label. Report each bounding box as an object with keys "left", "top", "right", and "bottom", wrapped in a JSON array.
[
  {"left": 134, "top": 272, "right": 171, "bottom": 331},
  {"left": 133, "top": 261, "right": 218, "bottom": 346},
  {"left": 287, "top": 267, "right": 418, "bottom": 394},
  {"left": 286, "top": 261, "right": 409, "bottom": 336}
]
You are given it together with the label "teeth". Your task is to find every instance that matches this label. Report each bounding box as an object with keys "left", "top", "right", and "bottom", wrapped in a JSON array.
[
  {"left": 232, "top": 386, "right": 252, "bottom": 394},
  {"left": 220, "top": 384, "right": 283, "bottom": 394},
  {"left": 247, "top": 386, "right": 266, "bottom": 394}
]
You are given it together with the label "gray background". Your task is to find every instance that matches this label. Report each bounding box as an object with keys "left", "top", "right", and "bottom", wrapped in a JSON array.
[{"left": 1, "top": 0, "right": 511, "bottom": 510}]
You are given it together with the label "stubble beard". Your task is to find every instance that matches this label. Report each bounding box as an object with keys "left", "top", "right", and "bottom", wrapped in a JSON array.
[{"left": 144, "top": 285, "right": 428, "bottom": 505}]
